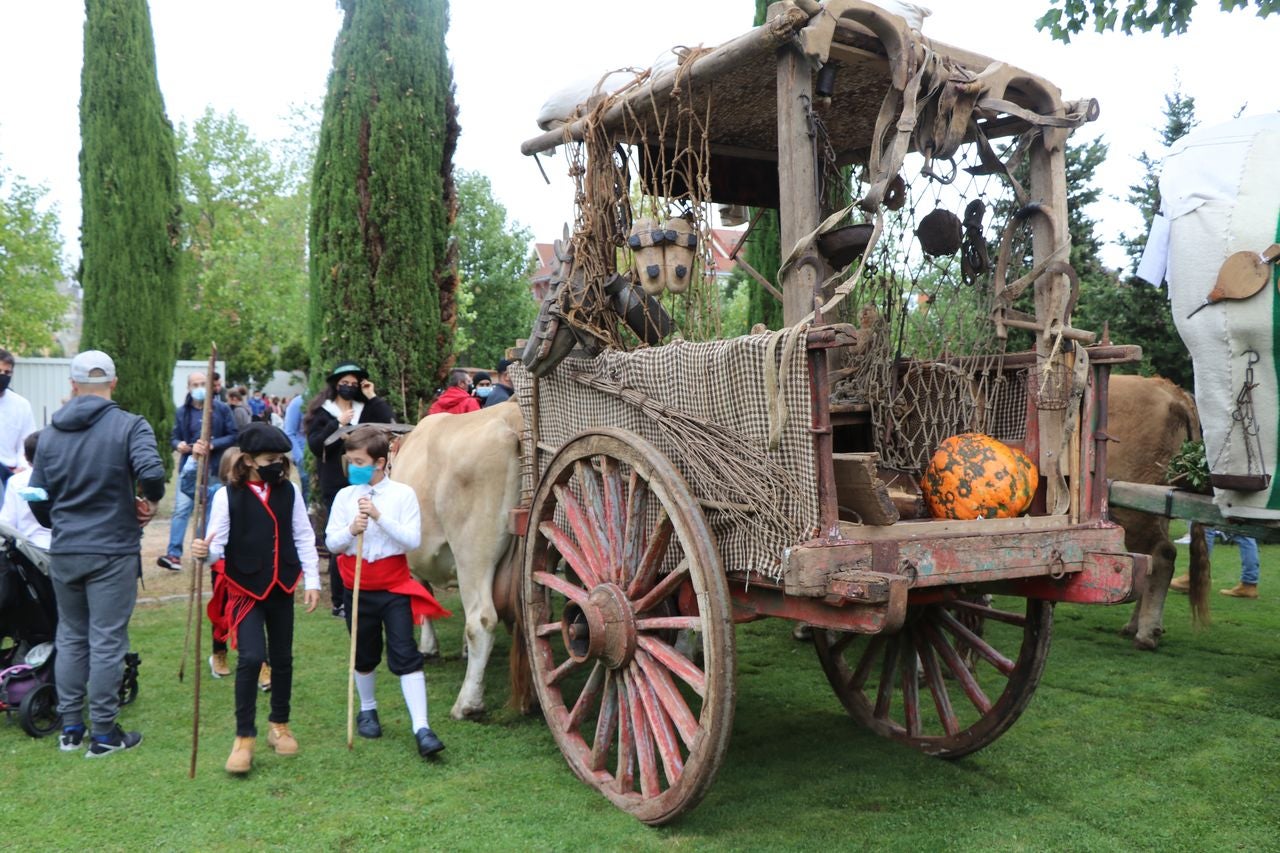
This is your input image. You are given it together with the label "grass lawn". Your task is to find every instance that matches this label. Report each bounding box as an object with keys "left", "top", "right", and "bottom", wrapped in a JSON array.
[{"left": 4, "top": 524, "right": 1279, "bottom": 851}]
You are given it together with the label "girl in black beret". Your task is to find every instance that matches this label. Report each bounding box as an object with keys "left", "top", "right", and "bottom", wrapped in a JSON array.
[{"left": 191, "top": 423, "right": 321, "bottom": 775}]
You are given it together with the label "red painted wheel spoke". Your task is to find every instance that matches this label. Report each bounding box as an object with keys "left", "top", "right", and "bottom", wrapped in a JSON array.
[
  {"left": 936, "top": 608, "right": 1014, "bottom": 675},
  {"left": 637, "top": 635, "right": 706, "bottom": 697},
  {"left": 538, "top": 521, "right": 601, "bottom": 590},
  {"left": 873, "top": 635, "right": 900, "bottom": 721},
  {"left": 623, "top": 671, "right": 662, "bottom": 798},
  {"left": 574, "top": 462, "right": 614, "bottom": 570},
  {"left": 630, "top": 663, "right": 684, "bottom": 786},
  {"left": 900, "top": 631, "right": 921, "bottom": 737},
  {"left": 633, "top": 560, "right": 689, "bottom": 615},
  {"left": 535, "top": 621, "right": 563, "bottom": 638},
  {"left": 635, "top": 649, "right": 699, "bottom": 746},
  {"left": 599, "top": 456, "right": 626, "bottom": 582},
  {"left": 532, "top": 571, "right": 588, "bottom": 605},
  {"left": 627, "top": 510, "right": 672, "bottom": 599},
  {"left": 590, "top": 672, "right": 618, "bottom": 772},
  {"left": 847, "top": 634, "right": 885, "bottom": 693},
  {"left": 615, "top": 674, "right": 636, "bottom": 794},
  {"left": 916, "top": 627, "right": 960, "bottom": 736},
  {"left": 950, "top": 598, "right": 1027, "bottom": 627},
  {"left": 636, "top": 616, "right": 702, "bottom": 632},
  {"left": 553, "top": 484, "right": 609, "bottom": 587},
  {"left": 566, "top": 663, "right": 604, "bottom": 733},
  {"left": 924, "top": 620, "right": 992, "bottom": 714},
  {"left": 622, "top": 473, "right": 648, "bottom": 583},
  {"left": 546, "top": 655, "right": 587, "bottom": 687}
]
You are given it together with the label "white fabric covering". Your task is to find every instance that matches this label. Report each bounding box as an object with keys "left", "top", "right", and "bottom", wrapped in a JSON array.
[{"left": 1164, "top": 113, "right": 1280, "bottom": 519}]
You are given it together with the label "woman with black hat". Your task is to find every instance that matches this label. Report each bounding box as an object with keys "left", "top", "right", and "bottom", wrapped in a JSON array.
[
  {"left": 304, "top": 362, "right": 395, "bottom": 617},
  {"left": 191, "top": 422, "right": 321, "bottom": 775}
]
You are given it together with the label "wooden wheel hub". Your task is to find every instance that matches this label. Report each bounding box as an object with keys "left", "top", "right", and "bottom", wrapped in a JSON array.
[{"left": 561, "top": 583, "right": 637, "bottom": 669}]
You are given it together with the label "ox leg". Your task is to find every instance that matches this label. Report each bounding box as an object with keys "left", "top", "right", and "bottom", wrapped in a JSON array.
[
  {"left": 1132, "top": 540, "right": 1176, "bottom": 651},
  {"left": 450, "top": 560, "right": 500, "bottom": 721},
  {"left": 419, "top": 618, "right": 441, "bottom": 659}
]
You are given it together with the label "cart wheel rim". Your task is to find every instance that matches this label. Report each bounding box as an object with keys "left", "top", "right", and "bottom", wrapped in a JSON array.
[
  {"left": 814, "top": 596, "right": 1052, "bottom": 758},
  {"left": 522, "top": 428, "right": 735, "bottom": 825}
]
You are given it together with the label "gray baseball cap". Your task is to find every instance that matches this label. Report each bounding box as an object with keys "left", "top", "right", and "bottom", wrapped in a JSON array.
[{"left": 70, "top": 350, "right": 117, "bottom": 383}]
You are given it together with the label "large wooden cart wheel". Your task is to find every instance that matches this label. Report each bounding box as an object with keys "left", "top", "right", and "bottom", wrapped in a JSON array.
[
  {"left": 522, "top": 428, "right": 735, "bottom": 825},
  {"left": 813, "top": 597, "right": 1052, "bottom": 758}
]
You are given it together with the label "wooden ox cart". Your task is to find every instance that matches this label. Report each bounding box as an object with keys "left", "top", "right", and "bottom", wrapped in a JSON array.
[{"left": 508, "top": 0, "right": 1144, "bottom": 825}]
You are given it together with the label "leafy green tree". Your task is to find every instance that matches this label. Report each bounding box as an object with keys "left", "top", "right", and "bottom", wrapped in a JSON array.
[
  {"left": 742, "top": 0, "right": 785, "bottom": 331},
  {"left": 1037, "top": 0, "right": 1276, "bottom": 40},
  {"left": 79, "top": 0, "right": 181, "bottom": 445},
  {"left": 453, "top": 170, "right": 536, "bottom": 368},
  {"left": 175, "top": 107, "right": 310, "bottom": 383},
  {"left": 0, "top": 165, "right": 69, "bottom": 353},
  {"left": 1118, "top": 92, "right": 1196, "bottom": 270},
  {"left": 310, "top": 0, "right": 459, "bottom": 420}
]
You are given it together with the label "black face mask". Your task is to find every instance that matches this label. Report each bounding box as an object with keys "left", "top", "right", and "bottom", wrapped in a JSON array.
[
  {"left": 0, "top": 374, "right": 10, "bottom": 394},
  {"left": 336, "top": 385, "right": 362, "bottom": 401},
  {"left": 257, "top": 462, "right": 286, "bottom": 485}
]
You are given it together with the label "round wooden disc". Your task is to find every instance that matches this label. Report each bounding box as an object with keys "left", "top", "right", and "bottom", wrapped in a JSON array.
[{"left": 1210, "top": 251, "right": 1269, "bottom": 302}]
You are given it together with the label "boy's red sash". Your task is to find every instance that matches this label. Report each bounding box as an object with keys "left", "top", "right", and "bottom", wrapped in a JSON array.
[{"left": 336, "top": 553, "right": 451, "bottom": 621}]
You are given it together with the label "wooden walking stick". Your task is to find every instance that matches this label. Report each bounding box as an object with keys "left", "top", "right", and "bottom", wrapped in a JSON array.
[
  {"left": 179, "top": 343, "right": 218, "bottom": 683},
  {"left": 180, "top": 344, "right": 217, "bottom": 779},
  {"left": 345, "top": 532, "right": 365, "bottom": 750}
]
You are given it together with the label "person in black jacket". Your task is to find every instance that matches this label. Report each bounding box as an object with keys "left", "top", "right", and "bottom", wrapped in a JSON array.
[
  {"left": 304, "top": 361, "right": 394, "bottom": 616},
  {"left": 482, "top": 359, "right": 515, "bottom": 408},
  {"left": 29, "top": 350, "right": 165, "bottom": 757},
  {"left": 191, "top": 423, "right": 320, "bottom": 775}
]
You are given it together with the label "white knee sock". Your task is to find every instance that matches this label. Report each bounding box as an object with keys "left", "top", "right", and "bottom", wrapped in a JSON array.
[
  {"left": 399, "top": 670, "right": 429, "bottom": 731},
  {"left": 355, "top": 670, "right": 377, "bottom": 711}
]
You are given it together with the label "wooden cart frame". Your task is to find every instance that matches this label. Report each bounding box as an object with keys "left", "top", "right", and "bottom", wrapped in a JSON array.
[{"left": 511, "top": 0, "right": 1145, "bottom": 824}]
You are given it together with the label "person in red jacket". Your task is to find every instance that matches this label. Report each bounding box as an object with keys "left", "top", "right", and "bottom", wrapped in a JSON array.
[{"left": 427, "top": 370, "right": 480, "bottom": 415}]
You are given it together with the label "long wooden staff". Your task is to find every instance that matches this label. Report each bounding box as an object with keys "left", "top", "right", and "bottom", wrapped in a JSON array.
[
  {"left": 345, "top": 532, "right": 365, "bottom": 750},
  {"left": 183, "top": 344, "right": 217, "bottom": 779},
  {"left": 179, "top": 342, "right": 218, "bottom": 682}
]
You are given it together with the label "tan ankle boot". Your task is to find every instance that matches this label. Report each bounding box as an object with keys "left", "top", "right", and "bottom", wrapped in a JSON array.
[
  {"left": 1220, "top": 582, "right": 1259, "bottom": 599},
  {"left": 258, "top": 663, "right": 272, "bottom": 692},
  {"left": 267, "top": 722, "right": 298, "bottom": 755},
  {"left": 1168, "top": 574, "right": 1191, "bottom": 593},
  {"left": 225, "top": 736, "right": 255, "bottom": 774}
]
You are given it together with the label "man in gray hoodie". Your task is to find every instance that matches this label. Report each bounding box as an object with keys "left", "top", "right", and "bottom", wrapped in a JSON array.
[{"left": 29, "top": 350, "right": 166, "bottom": 757}]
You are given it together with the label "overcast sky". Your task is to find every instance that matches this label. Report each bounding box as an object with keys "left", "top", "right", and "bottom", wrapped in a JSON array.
[{"left": 0, "top": 0, "right": 1275, "bottom": 272}]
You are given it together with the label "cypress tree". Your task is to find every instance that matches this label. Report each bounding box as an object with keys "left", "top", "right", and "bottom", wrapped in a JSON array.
[
  {"left": 745, "top": 0, "right": 784, "bottom": 330},
  {"left": 79, "top": 0, "right": 181, "bottom": 445},
  {"left": 310, "top": 0, "right": 458, "bottom": 421}
]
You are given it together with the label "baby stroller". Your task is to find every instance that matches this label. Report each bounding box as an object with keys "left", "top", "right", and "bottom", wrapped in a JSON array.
[{"left": 0, "top": 523, "right": 140, "bottom": 737}]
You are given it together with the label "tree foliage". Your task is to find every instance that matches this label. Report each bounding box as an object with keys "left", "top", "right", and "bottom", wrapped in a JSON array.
[
  {"left": 175, "top": 107, "right": 311, "bottom": 383},
  {"left": 310, "top": 0, "right": 458, "bottom": 421},
  {"left": 1037, "top": 0, "right": 1277, "bottom": 41},
  {"left": 79, "top": 0, "right": 181, "bottom": 446},
  {"left": 453, "top": 170, "right": 536, "bottom": 369},
  {"left": 743, "top": 0, "right": 785, "bottom": 331},
  {"left": 0, "top": 165, "right": 69, "bottom": 354}
]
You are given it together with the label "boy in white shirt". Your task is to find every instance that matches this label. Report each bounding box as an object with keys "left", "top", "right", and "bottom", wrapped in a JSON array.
[
  {"left": 0, "top": 431, "right": 51, "bottom": 550},
  {"left": 325, "top": 425, "right": 449, "bottom": 758}
]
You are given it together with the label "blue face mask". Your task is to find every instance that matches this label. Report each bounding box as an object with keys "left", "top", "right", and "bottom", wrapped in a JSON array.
[
  {"left": 191, "top": 387, "right": 207, "bottom": 403},
  {"left": 347, "top": 463, "right": 375, "bottom": 486},
  {"left": 474, "top": 386, "right": 493, "bottom": 399}
]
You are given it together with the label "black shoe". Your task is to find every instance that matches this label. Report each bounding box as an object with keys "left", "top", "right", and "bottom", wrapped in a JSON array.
[
  {"left": 157, "top": 554, "right": 182, "bottom": 571},
  {"left": 415, "top": 727, "right": 444, "bottom": 758},
  {"left": 85, "top": 724, "right": 142, "bottom": 758},
  {"left": 356, "top": 709, "right": 382, "bottom": 739},
  {"left": 59, "top": 725, "right": 85, "bottom": 752},
  {"left": 331, "top": 605, "right": 346, "bottom": 619}
]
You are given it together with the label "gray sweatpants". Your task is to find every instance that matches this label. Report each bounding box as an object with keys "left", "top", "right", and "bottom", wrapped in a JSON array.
[{"left": 49, "top": 553, "right": 139, "bottom": 734}]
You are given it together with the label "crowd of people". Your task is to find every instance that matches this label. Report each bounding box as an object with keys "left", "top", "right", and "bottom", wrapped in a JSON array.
[{"left": 0, "top": 347, "right": 512, "bottom": 773}]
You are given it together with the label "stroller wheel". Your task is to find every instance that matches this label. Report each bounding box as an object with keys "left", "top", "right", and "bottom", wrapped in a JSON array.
[
  {"left": 19, "top": 683, "right": 58, "bottom": 738},
  {"left": 118, "top": 652, "right": 141, "bottom": 707}
]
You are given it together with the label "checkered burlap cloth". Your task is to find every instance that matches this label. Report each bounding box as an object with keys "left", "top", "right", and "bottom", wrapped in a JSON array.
[{"left": 512, "top": 333, "right": 818, "bottom": 579}]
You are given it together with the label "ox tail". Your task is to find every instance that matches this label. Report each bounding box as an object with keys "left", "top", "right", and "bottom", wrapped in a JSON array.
[
  {"left": 507, "top": 603, "right": 538, "bottom": 715},
  {"left": 1187, "top": 521, "right": 1211, "bottom": 627}
]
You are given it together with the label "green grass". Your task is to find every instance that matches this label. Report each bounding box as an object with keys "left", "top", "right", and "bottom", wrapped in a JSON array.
[{"left": 4, "top": 532, "right": 1279, "bottom": 851}]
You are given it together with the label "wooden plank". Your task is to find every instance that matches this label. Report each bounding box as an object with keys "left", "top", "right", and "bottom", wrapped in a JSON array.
[
  {"left": 897, "top": 526, "right": 1125, "bottom": 588},
  {"left": 832, "top": 453, "right": 899, "bottom": 526},
  {"left": 837, "top": 514, "right": 1071, "bottom": 542},
  {"left": 776, "top": 41, "right": 824, "bottom": 326},
  {"left": 1108, "top": 481, "right": 1280, "bottom": 543}
]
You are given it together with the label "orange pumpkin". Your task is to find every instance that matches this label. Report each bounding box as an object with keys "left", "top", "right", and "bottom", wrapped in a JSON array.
[{"left": 920, "top": 433, "right": 1038, "bottom": 520}]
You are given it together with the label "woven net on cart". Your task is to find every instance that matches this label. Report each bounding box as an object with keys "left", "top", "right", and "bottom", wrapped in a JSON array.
[{"left": 511, "top": 332, "right": 816, "bottom": 580}]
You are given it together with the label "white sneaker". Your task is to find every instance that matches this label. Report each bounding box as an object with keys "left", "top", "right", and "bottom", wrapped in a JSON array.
[{"left": 1174, "top": 534, "right": 1191, "bottom": 545}]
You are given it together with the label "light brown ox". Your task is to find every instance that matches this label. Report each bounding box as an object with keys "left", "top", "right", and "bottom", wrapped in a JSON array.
[
  {"left": 1107, "top": 374, "right": 1210, "bottom": 649},
  {"left": 391, "top": 402, "right": 525, "bottom": 719}
]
